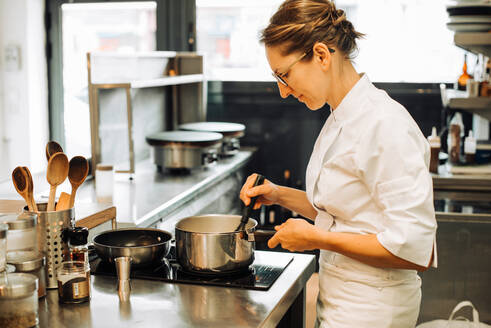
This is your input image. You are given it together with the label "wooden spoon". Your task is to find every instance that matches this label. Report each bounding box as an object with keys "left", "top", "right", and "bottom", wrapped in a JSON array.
[
  {"left": 68, "top": 156, "right": 89, "bottom": 209},
  {"left": 46, "top": 152, "right": 69, "bottom": 211},
  {"left": 12, "top": 166, "right": 32, "bottom": 211},
  {"left": 23, "top": 166, "right": 38, "bottom": 212},
  {"left": 45, "top": 141, "right": 63, "bottom": 161}
]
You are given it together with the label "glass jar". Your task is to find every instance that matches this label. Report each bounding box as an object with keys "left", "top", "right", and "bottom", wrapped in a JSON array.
[
  {"left": 0, "top": 214, "right": 37, "bottom": 252},
  {"left": 66, "top": 227, "right": 89, "bottom": 265},
  {"left": 0, "top": 223, "right": 7, "bottom": 272},
  {"left": 7, "top": 251, "right": 46, "bottom": 298},
  {"left": 0, "top": 273, "right": 39, "bottom": 328},
  {"left": 57, "top": 261, "right": 90, "bottom": 304},
  {"left": 95, "top": 163, "right": 114, "bottom": 201}
]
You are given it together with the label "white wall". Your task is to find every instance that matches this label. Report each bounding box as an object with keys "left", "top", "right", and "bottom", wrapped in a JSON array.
[{"left": 0, "top": 0, "right": 49, "bottom": 182}]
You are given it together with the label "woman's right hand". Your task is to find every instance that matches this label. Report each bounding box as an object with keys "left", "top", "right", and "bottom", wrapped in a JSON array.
[{"left": 240, "top": 173, "right": 280, "bottom": 210}]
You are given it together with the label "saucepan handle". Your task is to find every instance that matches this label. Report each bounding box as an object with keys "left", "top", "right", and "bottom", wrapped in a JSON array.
[{"left": 249, "top": 229, "right": 276, "bottom": 243}]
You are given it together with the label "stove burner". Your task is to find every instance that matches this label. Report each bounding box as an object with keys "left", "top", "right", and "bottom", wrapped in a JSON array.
[
  {"left": 177, "top": 266, "right": 255, "bottom": 278},
  {"left": 89, "top": 247, "right": 293, "bottom": 291}
]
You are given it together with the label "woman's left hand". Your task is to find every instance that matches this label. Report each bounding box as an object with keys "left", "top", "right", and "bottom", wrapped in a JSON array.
[{"left": 268, "top": 219, "right": 318, "bottom": 252}]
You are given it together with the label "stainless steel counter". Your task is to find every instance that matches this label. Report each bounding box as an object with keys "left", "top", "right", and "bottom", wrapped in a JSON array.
[
  {"left": 432, "top": 164, "right": 491, "bottom": 191},
  {"left": 38, "top": 251, "right": 316, "bottom": 328}
]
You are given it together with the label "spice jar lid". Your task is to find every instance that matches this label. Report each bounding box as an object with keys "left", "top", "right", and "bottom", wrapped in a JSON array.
[
  {"left": 0, "top": 273, "right": 38, "bottom": 298},
  {"left": 68, "top": 227, "right": 89, "bottom": 246},
  {"left": 7, "top": 251, "right": 45, "bottom": 271},
  {"left": 96, "top": 163, "right": 113, "bottom": 171},
  {"left": 0, "top": 223, "right": 7, "bottom": 238},
  {"left": 0, "top": 213, "right": 36, "bottom": 230}
]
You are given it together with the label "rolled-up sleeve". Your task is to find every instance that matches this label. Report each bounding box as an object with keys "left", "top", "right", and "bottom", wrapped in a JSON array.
[{"left": 355, "top": 112, "right": 437, "bottom": 267}]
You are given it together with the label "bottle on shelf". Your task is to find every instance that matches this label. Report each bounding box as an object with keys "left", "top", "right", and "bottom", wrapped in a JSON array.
[
  {"left": 458, "top": 54, "right": 473, "bottom": 91},
  {"left": 464, "top": 130, "right": 476, "bottom": 165},
  {"left": 427, "top": 127, "right": 441, "bottom": 174},
  {"left": 447, "top": 112, "right": 464, "bottom": 164}
]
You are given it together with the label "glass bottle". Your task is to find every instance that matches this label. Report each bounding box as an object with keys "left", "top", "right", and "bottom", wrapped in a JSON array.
[{"left": 458, "top": 54, "right": 473, "bottom": 91}]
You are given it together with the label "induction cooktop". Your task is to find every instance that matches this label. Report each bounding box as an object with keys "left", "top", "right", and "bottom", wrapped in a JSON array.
[{"left": 89, "top": 247, "right": 293, "bottom": 291}]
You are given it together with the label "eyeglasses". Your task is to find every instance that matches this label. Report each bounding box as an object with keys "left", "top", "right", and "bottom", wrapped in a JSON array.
[{"left": 272, "top": 47, "right": 335, "bottom": 87}]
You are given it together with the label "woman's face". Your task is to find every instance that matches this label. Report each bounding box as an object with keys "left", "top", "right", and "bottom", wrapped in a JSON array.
[{"left": 265, "top": 45, "right": 329, "bottom": 110}]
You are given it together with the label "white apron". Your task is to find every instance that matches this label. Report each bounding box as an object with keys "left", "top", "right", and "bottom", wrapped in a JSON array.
[{"left": 305, "top": 74, "right": 435, "bottom": 328}]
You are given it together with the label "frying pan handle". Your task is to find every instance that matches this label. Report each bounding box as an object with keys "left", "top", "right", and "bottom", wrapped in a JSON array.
[{"left": 247, "top": 229, "right": 275, "bottom": 243}]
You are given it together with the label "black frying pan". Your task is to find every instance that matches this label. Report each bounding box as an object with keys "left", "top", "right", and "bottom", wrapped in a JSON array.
[{"left": 93, "top": 228, "right": 172, "bottom": 268}]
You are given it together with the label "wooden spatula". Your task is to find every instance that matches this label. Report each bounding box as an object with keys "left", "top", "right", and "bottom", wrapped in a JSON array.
[{"left": 56, "top": 192, "right": 71, "bottom": 211}]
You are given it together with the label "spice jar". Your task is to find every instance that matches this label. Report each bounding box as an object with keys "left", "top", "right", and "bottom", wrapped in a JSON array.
[
  {"left": 66, "top": 227, "right": 89, "bottom": 265},
  {"left": 0, "top": 223, "right": 7, "bottom": 272},
  {"left": 0, "top": 213, "right": 37, "bottom": 252},
  {"left": 7, "top": 251, "right": 46, "bottom": 298},
  {"left": 0, "top": 273, "right": 39, "bottom": 328},
  {"left": 57, "top": 261, "right": 90, "bottom": 303}
]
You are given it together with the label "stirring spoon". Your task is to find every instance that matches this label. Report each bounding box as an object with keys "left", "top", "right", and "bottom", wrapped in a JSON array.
[
  {"left": 23, "top": 166, "right": 38, "bottom": 212},
  {"left": 45, "top": 141, "right": 63, "bottom": 161},
  {"left": 12, "top": 167, "right": 33, "bottom": 211},
  {"left": 68, "top": 156, "right": 89, "bottom": 208},
  {"left": 46, "top": 152, "right": 69, "bottom": 211}
]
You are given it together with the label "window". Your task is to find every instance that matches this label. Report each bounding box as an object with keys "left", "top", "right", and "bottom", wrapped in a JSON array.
[
  {"left": 61, "top": 2, "right": 157, "bottom": 158},
  {"left": 196, "top": 0, "right": 476, "bottom": 83}
]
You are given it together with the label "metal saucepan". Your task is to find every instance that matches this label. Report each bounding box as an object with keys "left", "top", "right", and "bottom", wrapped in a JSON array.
[
  {"left": 175, "top": 214, "right": 275, "bottom": 274},
  {"left": 93, "top": 228, "right": 172, "bottom": 268}
]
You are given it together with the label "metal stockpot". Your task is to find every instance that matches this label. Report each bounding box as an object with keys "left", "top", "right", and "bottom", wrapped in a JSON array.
[{"left": 175, "top": 214, "right": 275, "bottom": 274}]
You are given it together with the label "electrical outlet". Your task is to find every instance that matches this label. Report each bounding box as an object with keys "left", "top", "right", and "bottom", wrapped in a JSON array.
[{"left": 4, "top": 44, "right": 21, "bottom": 72}]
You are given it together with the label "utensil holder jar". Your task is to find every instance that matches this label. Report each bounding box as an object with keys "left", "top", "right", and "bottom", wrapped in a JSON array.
[{"left": 24, "top": 203, "right": 75, "bottom": 289}]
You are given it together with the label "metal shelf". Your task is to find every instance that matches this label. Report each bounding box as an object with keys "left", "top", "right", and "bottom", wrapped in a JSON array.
[
  {"left": 444, "top": 89, "right": 491, "bottom": 121},
  {"left": 93, "top": 74, "right": 204, "bottom": 89},
  {"left": 454, "top": 32, "right": 491, "bottom": 57}
]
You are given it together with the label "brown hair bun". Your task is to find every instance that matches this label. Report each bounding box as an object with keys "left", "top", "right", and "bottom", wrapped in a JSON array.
[{"left": 260, "top": 0, "right": 364, "bottom": 59}]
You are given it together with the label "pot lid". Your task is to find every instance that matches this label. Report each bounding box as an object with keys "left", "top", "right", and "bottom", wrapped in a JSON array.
[
  {"left": 7, "top": 251, "right": 45, "bottom": 271},
  {"left": 179, "top": 122, "right": 245, "bottom": 134},
  {"left": 146, "top": 130, "right": 223, "bottom": 146},
  {"left": 0, "top": 273, "right": 38, "bottom": 298}
]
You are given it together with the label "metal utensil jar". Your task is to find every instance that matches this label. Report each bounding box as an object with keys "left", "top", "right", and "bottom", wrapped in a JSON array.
[
  {"left": 0, "top": 223, "right": 7, "bottom": 272},
  {"left": 24, "top": 203, "right": 75, "bottom": 289},
  {"left": 175, "top": 215, "right": 274, "bottom": 274}
]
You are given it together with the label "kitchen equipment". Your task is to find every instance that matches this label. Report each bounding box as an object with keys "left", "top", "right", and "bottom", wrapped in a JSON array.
[
  {"left": 57, "top": 261, "right": 90, "bottom": 304},
  {"left": 0, "top": 223, "right": 7, "bottom": 272},
  {"left": 45, "top": 141, "right": 63, "bottom": 161},
  {"left": 0, "top": 273, "right": 39, "bottom": 328},
  {"left": 235, "top": 174, "right": 265, "bottom": 231},
  {"left": 12, "top": 167, "right": 34, "bottom": 212},
  {"left": 0, "top": 213, "right": 37, "bottom": 252},
  {"left": 68, "top": 156, "right": 89, "bottom": 209},
  {"left": 115, "top": 257, "right": 131, "bottom": 301},
  {"left": 46, "top": 152, "right": 69, "bottom": 211},
  {"left": 146, "top": 131, "right": 223, "bottom": 171},
  {"left": 23, "top": 167, "right": 38, "bottom": 212},
  {"left": 55, "top": 192, "right": 71, "bottom": 211},
  {"left": 93, "top": 228, "right": 172, "bottom": 268},
  {"left": 175, "top": 215, "right": 276, "bottom": 274},
  {"left": 90, "top": 246, "right": 293, "bottom": 291},
  {"left": 178, "top": 122, "right": 246, "bottom": 157},
  {"left": 7, "top": 250, "right": 46, "bottom": 298},
  {"left": 24, "top": 202, "right": 75, "bottom": 289}
]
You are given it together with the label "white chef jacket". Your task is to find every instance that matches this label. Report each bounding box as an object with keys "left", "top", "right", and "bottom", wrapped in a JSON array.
[{"left": 306, "top": 74, "right": 437, "bottom": 327}]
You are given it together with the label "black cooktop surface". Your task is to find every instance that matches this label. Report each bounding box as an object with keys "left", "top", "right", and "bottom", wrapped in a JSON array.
[{"left": 89, "top": 248, "right": 293, "bottom": 291}]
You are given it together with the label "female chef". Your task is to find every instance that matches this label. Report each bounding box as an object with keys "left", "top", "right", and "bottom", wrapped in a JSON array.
[{"left": 239, "top": 0, "right": 437, "bottom": 327}]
